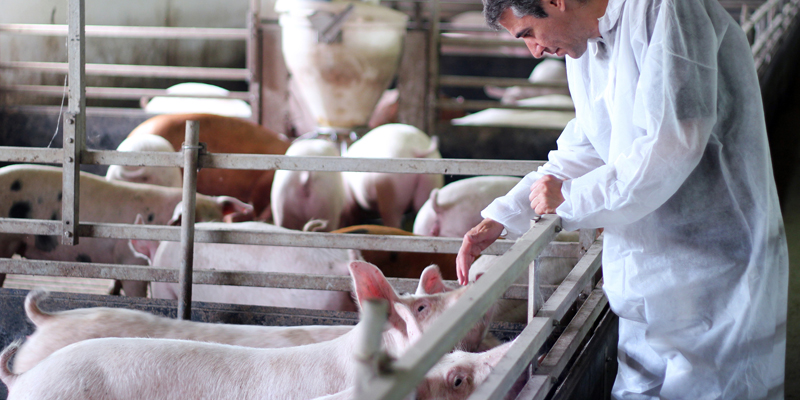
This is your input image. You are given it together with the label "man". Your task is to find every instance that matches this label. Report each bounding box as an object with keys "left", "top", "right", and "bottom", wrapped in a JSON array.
[{"left": 456, "top": 0, "right": 789, "bottom": 398}]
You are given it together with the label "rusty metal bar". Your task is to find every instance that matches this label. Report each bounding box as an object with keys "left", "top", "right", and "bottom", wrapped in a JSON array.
[
  {"left": 0, "top": 85, "right": 251, "bottom": 100},
  {"left": 62, "top": 0, "right": 86, "bottom": 247},
  {"left": 0, "top": 258, "right": 547, "bottom": 299},
  {"left": 355, "top": 299, "right": 390, "bottom": 400},
  {"left": 358, "top": 215, "right": 562, "bottom": 400},
  {"left": 0, "top": 61, "right": 249, "bottom": 81},
  {"left": 0, "top": 147, "right": 62, "bottom": 164},
  {"left": 0, "top": 23, "right": 248, "bottom": 40},
  {"left": 178, "top": 120, "right": 200, "bottom": 320},
  {"left": 82, "top": 149, "right": 545, "bottom": 175}
]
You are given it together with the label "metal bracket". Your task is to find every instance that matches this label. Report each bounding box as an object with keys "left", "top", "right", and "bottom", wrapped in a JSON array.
[{"left": 308, "top": 3, "right": 354, "bottom": 44}]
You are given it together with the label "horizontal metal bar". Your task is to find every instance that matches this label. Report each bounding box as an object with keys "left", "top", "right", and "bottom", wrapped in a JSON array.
[
  {"left": 467, "top": 317, "right": 555, "bottom": 400},
  {"left": 359, "top": 216, "right": 561, "bottom": 400},
  {"left": 0, "top": 23, "right": 249, "bottom": 40},
  {"left": 537, "top": 238, "right": 603, "bottom": 321},
  {"left": 0, "top": 61, "right": 249, "bottom": 80},
  {"left": 0, "top": 147, "right": 62, "bottom": 164},
  {"left": 0, "top": 257, "right": 543, "bottom": 299},
  {"left": 83, "top": 150, "right": 545, "bottom": 176},
  {"left": 440, "top": 35, "right": 527, "bottom": 48},
  {"left": 439, "top": 75, "right": 569, "bottom": 89},
  {"left": 437, "top": 98, "right": 576, "bottom": 112},
  {"left": 0, "top": 85, "right": 251, "bottom": 101}
]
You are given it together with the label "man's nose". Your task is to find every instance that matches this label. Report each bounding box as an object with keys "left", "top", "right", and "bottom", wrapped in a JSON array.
[{"left": 524, "top": 40, "right": 546, "bottom": 58}]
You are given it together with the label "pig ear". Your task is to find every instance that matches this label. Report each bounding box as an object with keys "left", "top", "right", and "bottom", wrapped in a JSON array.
[
  {"left": 416, "top": 264, "right": 449, "bottom": 295},
  {"left": 129, "top": 214, "right": 159, "bottom": 263},
  {"left": 350, "top": 261, "right": 399, "bottom": 306},
  {"left": 481, "top": 339, "right": 515, "bottom": 367}
]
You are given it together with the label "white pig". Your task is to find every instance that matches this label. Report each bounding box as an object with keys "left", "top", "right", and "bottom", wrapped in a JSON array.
[
  {"left": 342, "top": 124, "right": 444, "bottom": 228},
  {"left": 413, "top": 176, "right": 521, "bottom": 238},
  {"left": 0, "top": 261, "right": 461, "bottom": 400},
  {"left": 104, "top": 134, "right": 182, "bottom": 188},
  {"left": 271, "top": 139, "right": 346, "bottom": 231},
  {"left": 0, "top": 164, "right": 252, "bottom": 296},
  {"left": 12, "top": 263, "right": 484, "bottom": 373}
]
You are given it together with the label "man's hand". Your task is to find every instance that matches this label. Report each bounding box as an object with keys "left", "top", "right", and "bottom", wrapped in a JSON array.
[
  {"left": 456, "top": 218, "right": 505, "bottom": 285},
  {"left": 529, "top": 175, "right": 565, "bottom": 215}
]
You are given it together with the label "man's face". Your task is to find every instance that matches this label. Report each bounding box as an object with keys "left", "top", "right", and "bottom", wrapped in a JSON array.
[{"left": 498, "top": 3, "right": 592, "bottom": 59}]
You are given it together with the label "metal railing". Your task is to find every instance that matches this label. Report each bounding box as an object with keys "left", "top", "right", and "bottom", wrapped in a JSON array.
[{"left": 0, "top": 0, "right": 262, "bottom": 123}]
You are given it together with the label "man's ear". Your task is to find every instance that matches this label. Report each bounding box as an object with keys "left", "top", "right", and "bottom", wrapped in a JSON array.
[{"left": 550, "top": 0, "right": 567, "bottom": 13}]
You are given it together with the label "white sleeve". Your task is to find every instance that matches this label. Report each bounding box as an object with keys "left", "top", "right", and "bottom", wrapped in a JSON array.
[
  {"left": 482, "top": 118, "right": 605, "bottom": 239},
  {"left": 556, "top": 0, "right": 720, "bottom": 232}
]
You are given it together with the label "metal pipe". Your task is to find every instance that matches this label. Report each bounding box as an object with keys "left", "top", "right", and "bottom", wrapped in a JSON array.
[
  {"left": 355, "top": 299, "right": 389, "bottom": 399},
  {"left": 0, "top": 85, "right": 250, "bottom": 100},
  {"left": 0, "top": 258, "right": 545, "bottom": 299},
  {"left": 0, "top": 61, "right": 249, "bottom": 81},
  {"left": 82, "top": 149, "right": 545, "bottom": 175},
  {"left": 178, "top": 120, "right": 200, "bottom": 320},
  {"left": 436, "top": 98, "right": 575, "bottom": 112},
  {"left": 0, "top": 23, "right": 249, "bottom": 40},
  {"left": 438, "top": 75, "right": 569, "bottom": 89}
]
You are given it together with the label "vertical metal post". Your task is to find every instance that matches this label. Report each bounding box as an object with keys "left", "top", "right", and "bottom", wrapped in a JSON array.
[
  {"left": 740, "top": 4, "right": 750, "bottom": 27},
  {"left": 62, "top": 0, "right": 85, "bottom": 246},
  {"left": 426, "top": 0, "right": 441, "bottom": 135},
  {"left": 247, "top": 0, "right": 262, "bottom": 125},
  {"left": 355, "top": 299, "right": 389, "bottom": 399},
  {"left": 178, "top": 120, "right": 200, "bottom": 320}
]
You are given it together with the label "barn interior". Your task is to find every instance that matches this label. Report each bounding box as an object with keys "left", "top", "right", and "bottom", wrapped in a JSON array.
[{"left": 0, "top": 0, "right": 798, "bottom": 399}]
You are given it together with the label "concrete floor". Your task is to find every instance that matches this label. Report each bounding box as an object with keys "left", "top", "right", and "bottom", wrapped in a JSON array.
[{"left": 784, "top": 166, "right": 799, "bottom": 399}]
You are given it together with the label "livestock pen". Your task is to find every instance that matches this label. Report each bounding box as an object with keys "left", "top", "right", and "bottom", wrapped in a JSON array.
[{"left": 0, "top": 0, "right": 798, "bottom": 399}]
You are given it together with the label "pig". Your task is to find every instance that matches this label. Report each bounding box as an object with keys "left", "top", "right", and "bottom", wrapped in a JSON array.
[
  {"left": 0, "top": 261, "right": 483, "bottom": 400},
  {"left": 125, "top": 113, "right": 292, "bottom": 220},
  {"left": 413, "top": 176, "right": 522, "bottom": 238},
  {"left": 104, "top": 134, "right": 182, "bottom": 188},
  {"left": 342, "top": 124, "right": 444, "bottom": 228},
  {"left": 271, "top": 139, "right": 346, "bottom": 231},
  {"left": 0, "top": 164, "right": 252, "bottom": 296},
  {"left": 332, "top": 224, "right": 459, "bottom": 281},
  {"left": 130, "top": 220, "right": 361, "bottom": 311},
  {"left": 11, "top": 288, "right": 351, "bottom": 374},
  {"left": 12, "top": 264, "right": 481, "bottom": 374}
]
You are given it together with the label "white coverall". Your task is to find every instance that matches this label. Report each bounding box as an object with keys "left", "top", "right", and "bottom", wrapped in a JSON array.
[{"left": 482, "top": 0, "right": 789, "bottom": 398}]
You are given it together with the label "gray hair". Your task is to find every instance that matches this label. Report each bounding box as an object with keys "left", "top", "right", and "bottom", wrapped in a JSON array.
[{"left": 482, "top": 0, "right": 548, "bottom": 30}]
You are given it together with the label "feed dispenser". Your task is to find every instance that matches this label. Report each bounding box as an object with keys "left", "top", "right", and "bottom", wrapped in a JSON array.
[{"left": 276, "top": 0, "right": 408, "bottom": 146}]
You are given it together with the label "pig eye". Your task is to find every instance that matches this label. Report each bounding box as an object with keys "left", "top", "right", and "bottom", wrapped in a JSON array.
[
  {"left": 453, "top": 377, "right": 463, "bottom": 388},
  {"left": 417, "top": 304, "right": 426, "bottom": 313}
]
